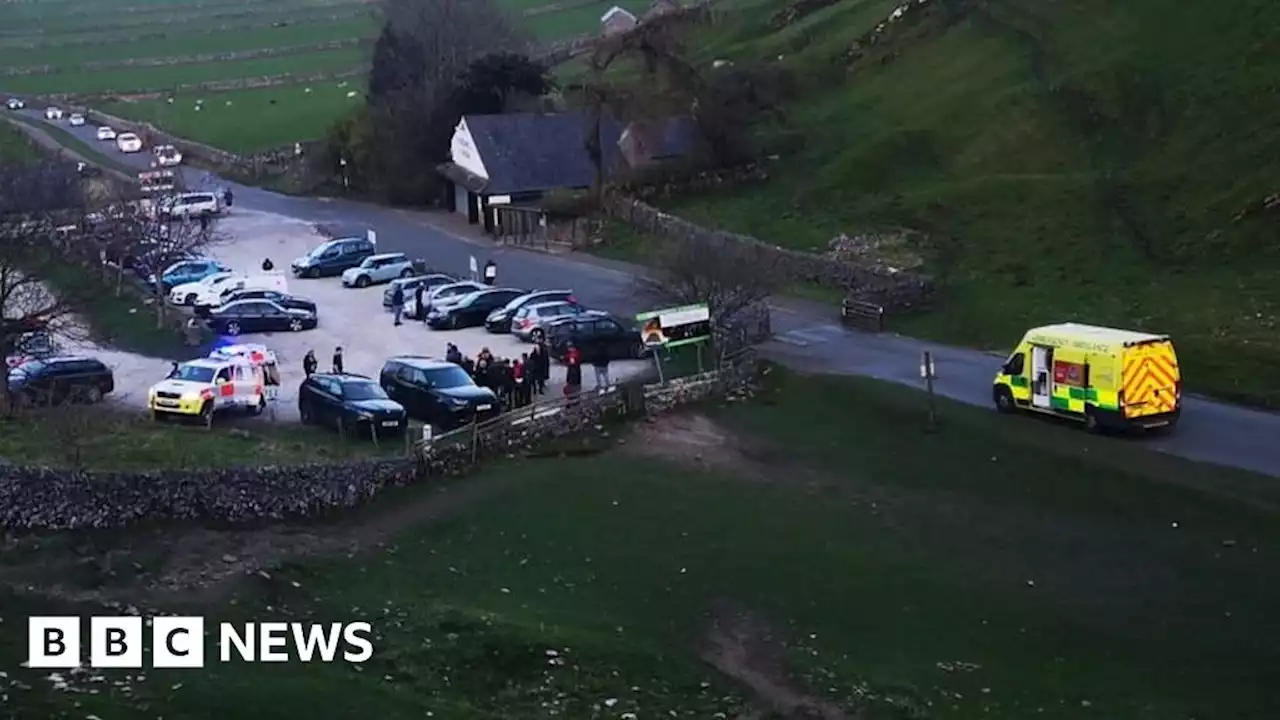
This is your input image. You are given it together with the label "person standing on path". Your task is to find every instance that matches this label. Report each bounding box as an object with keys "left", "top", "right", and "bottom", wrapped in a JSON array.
[
  {"left": 391, "top": 283, "right": 405, "bottom": 326},
  {"left": 303, "top": 349, "right": 317, "bottom": 377},
  {"left": 529, "top": 341, "right": 549, "bottom": 395},
  {"left": 414, "top": 282, "right": 426, "bottom": 322},
  {"left": 483, "top": 259, "right": 497, "bottom": 286},
  {"left": 563, "top": 342, "right": 582, "bottom": 402},
  {"left": 591, "top": 351, "right": 611, "bottom": 392},
  {"left": 223, "top": 187, "right": 233, "bottom": 208},
  {"left": 261, "top": 257, "right": 274, "bottom": 272},
  {"left": 332, "top": 346, "right": 344, "bottom": 374}
]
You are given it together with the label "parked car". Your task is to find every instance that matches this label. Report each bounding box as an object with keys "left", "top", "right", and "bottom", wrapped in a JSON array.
[
  {"left": 6, "top": 98, "right": 25, "bottom": 110},
  {"left": 416, "top": 280, "right": 486, "bottom": 318},
  {"left": 169, "top": 270, "right": 244, "bottom": 306},
  {"left": 379, "top": 356, "right": 499, "bottom": 430},
  {"left": 153, "top": 144, "right": 182, "bottom": 167},
  {"left": 68, "top": 113, "right": 85, "bottom": 127},
  {"left": 427, "top": 288, "right": 525, "bottom": 330},
  {"left": 205, "top": 299, "right": 317, "bottom": 335},
  {"left": 545, "top": 313, "right": 645, "bottom": 363},
  {"left": 95, "top": 126, "right": 116, "bottom": 140},
  {"left": 340, "top": 252, "right": 415, "bottom": 288},
  {"left": 298, "top": 373, "right": 407, "bottom": 436},
  {"left": 149, "top": 258, "right": 228, "bottom": 293},
  {"left": 484, "top": 289, "right": 578, "bottom": 333},
  {"left": 115, "top": 132, "right": 142, "bottom": 152},
  {"left": 198, "top": 287, "right": 313, "bottom": 316},
  {"left": 291, "top": 236, "right": 375, "bottom": 278},
  {"left": 159, "top": 192, "right": 219, "bottom": 219},
  {"left": 44, "top": 106, "right": 62, "bottom": 120},
  {"left": 7, "top": 355, "right": 113, "bottom": 406},
  {"left": 511, "top": 301, "right": 593, "bottom": 342},
  {"left": 383, "top": 273, "right": 455, "bottom": 310}
]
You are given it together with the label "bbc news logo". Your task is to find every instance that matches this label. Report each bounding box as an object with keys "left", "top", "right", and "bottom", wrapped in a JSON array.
[{"left": 28, "top": 616, "right": 374, "bottom": 668}]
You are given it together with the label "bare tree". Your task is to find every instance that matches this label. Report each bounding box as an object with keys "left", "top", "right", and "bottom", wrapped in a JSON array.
[
  {"left": 0, "top": 161, "right": 91, "bottom": 413},
  {"left": 636, "top": 233, "right": 778, "bottom": 356},
  {"left": 83, "top": 190, "right": 221, "bottom": 329}
]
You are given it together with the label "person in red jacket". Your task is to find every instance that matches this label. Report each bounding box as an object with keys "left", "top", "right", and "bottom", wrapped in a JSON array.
[
  {"left": 512, "top": 355, "right": 528, "bottom": 407},
  {"left": 563, "top": 343, "right": 582, "bottom": 402}
]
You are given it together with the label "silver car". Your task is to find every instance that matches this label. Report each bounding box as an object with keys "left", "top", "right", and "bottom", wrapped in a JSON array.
[
  {"left": 340, "top": 252, "right": 415, "bottom": 288},
  {"left": 510, "top": 301, "right": 592, "bottom": 342},
  {"left": 416, "top": 280, "right": 486, "bottom": 317}
]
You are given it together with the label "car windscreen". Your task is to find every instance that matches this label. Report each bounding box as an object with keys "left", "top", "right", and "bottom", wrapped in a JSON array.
[
  {"left": 342, "top": 381, "right": 387, "bottom": 401},
  {"left": 183, "top": 194, "right": 213, "bottom": 204},
  {"left": 425, "top": 365, "right": 474, "bottom": 389},
  {"left": 174, "top": 365, "right": 215, "bottom": 383},
  {"left": 308, "top": 243, "right": 336, "bottom": 258}
]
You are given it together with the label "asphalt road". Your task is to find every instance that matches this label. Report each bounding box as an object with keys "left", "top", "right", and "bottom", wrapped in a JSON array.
[{"left": 16, "top": 106, "right": 1280, "bottom": 478}]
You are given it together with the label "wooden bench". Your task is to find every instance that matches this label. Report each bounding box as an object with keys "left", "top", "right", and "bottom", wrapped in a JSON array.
[{"left": 840, "top": 298, "right": 885, "bottom": 332}]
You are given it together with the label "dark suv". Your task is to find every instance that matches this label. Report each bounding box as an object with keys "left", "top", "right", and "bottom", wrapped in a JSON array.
[
  {"left": 7, "top": 356, "right": 114, "bottom": 406},
  {"left": 298, "top": 373, "right": 407, "bottom": 436},
  {"left": 290, "top": 237, "right": 375, "bottom": 278},
  {"left": 379, "top": 356, "right": 500, "bottom": 430},
  {"left": 545, "top": 314, "right": 644, "bottom": 363}
]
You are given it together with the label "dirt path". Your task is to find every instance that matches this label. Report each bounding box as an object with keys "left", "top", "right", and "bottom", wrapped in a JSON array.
[{"left": 704, "top": 609, "right": 857, "bottom": 720}]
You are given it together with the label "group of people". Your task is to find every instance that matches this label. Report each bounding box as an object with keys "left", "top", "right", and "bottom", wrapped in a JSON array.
[{"left": 445, "top": 341, "right": 549, "bottom": 408}]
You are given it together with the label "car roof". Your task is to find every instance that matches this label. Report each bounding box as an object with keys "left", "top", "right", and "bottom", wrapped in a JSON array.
[
  {"left": 388, "top": 355, "right": 454, "bottom": 370},
  {"left": 547, "top": 310, "right": 610, "bottom": 325},
  {"left": 312, "top": 372, "right": 372, "bottom": 381},
  {"left": 181, "top": 358, "right": 227, "bottom": 369},
  {"left": 22, "top": 355, "right": 98, "bottom": 365},
  {"left": 525, "top": 300, "right": 575, "bottom": 311}
]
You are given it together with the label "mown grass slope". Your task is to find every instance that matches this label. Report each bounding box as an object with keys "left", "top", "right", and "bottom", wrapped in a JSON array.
[
  {"left": 3, "top": 371, "right": 1278, "bottom": 718},
  {"left": 660, "top": 0, "right": 1280, "bottom": 405}
]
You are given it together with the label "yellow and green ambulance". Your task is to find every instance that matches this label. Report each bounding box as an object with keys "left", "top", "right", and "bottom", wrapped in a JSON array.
[{"left": 992, "top": 323, "right": 1181, "bottom": 433}]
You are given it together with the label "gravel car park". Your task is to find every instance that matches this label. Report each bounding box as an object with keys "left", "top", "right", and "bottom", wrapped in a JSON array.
[{"left": 87, "top": 209, "right": 651, "bottom": 422}]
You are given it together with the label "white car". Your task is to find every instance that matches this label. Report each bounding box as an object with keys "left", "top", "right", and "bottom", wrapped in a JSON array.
[
  {"left": 169, "top": 271, "right": 246, "bottom": 306},
  {"left": 5, "top": 98, "right": 24, "bottom": 110},
  {"left": 68, "top": 113, "right": 85, "bottom": 126},
  {"left": 96, "top": 126, "right": 116, "bottom": 141},
  {"left": 159, "top": 192, "right": 220, "bottom": 220},
  {"left": 116, "top": 132, "right": 142, "bottom": 153},
  {"left": 44, "top": 106, "right": 63, "bottom": 120},
  {"left": 153, "top": 144, "right": 183, "bottom": 167}
]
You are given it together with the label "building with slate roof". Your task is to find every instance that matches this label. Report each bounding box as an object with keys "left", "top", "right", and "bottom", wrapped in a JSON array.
[{"left": 438, "top": 111, "right": 693, "bottom": 232}]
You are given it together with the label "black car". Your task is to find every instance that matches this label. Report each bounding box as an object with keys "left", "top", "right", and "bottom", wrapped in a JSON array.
[
  {"left": 427, "top": 288, "right": 525, "bottom": 330},
  {"left": 484, "top": 289, "right": 578, "bottom": 333},
  {"left": 290, "top": 237, "right": 375, "bottom": 278},
  {"left": 206, "top": 299, "right": 318, "bottom": 335},
  {"left": 545, "top": 314, "right": 645, "bottom": 363},
  {"left": 383, "top": 273, "right": 456, "bottom": 310},
  {"left": 298, "top": 373, "right": 407, "bottom": 436},
  {"left": 195, "top": 288, "right": 317, "bottom": 317},
  {"left": 379, "top": 356, "right": 500, "bottom": 430},
  {"left": 7, "top": 355, "right": 114, "bottom": 406}
]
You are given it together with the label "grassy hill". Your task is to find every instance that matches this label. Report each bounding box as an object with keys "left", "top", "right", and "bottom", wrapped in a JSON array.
[{"left": 649, "top": 0, "right": 1279, "bottom": 405}]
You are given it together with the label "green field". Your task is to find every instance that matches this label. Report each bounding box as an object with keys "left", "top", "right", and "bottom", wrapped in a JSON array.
[
  {"left": 594, "top": 0, "right": 1280, "bottom": 407},
  {"left": 0, "top": 0, "right": 616, "bottom": 152},
  {"left": 0, "top": 118, "right": 40, "bottom": 162},
  {"left": 100, "top": 83, "right": 364, "bottom": 152},
  {"left": 2, "top": 370, "right": 1277, "bottom": 718}
]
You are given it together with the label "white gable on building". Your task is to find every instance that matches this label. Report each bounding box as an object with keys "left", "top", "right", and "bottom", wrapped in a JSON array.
[
  {"left": 449, "top": 118, "right": 489, "bottom": 180},
  {"left": 601, "top": 6, "right": 637, "bottom": 24}
]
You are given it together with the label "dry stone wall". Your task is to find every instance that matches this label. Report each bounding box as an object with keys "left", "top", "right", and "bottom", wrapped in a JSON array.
[
  {"left": 604, "top": 196, "right": 934, "bottom": 312},
  {"left": 0, "top": 362, "right": 760, "bottom": 531}
]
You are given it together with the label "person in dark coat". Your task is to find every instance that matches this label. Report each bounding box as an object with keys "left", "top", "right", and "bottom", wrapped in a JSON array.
[
  {"left": 414, "top": 283, "right": 426, "bottom": 322},
  {"left": 474, "top": 353, "right": 491, "bottom": 388},
  {"left": 482, "top": 259, "right": 497, "bottom": 286},
  {"left": 261, "top": 257, "right": 274, "bottom": 272},
  {"left": 332, "top": 346, "right": 344, "bottom": 374},
  {"left": 591, "top": 351, "right": 612, "bottom": 391},
  {"left": 390, "top": 283, "right": 405, "bottom": 326},
  {"left": 528, "top": 343, "right": 548, "bottom": 395},
  {"left": 445, "top": 342, "right": 463, "bottom": 365},
  {"left": 302, "top": 349, "right": 317, "bottom": 377},
  {"left": 461, "top": 355, "right": 475, "bottom": 377},
  {"left": 223, "top": 187, "right": 234, "bottom": 207}
]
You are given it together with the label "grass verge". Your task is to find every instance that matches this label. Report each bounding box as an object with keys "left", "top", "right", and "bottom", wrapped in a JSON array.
[
  {"left": 0, "top": 408, "right": 403, "bottom": 470},
  {"left": 3, "top": 369, "right": 1277, "bottom": 718},
  {"left": 3, "top": 110, "right": 138, "bottom": 176}
]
